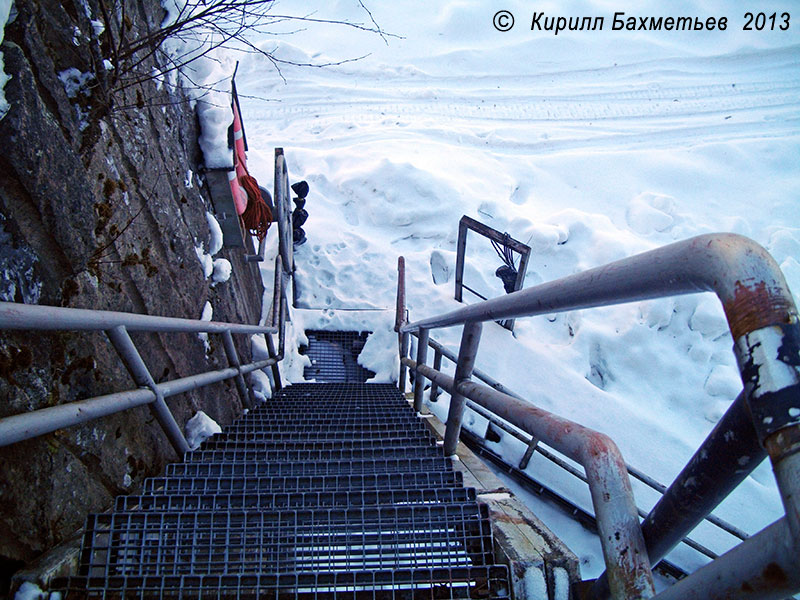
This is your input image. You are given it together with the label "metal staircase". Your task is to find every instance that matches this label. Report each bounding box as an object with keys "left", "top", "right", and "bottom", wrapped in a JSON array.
[{"left": 55, "top": 383, "right": 512, "bottom": 598}]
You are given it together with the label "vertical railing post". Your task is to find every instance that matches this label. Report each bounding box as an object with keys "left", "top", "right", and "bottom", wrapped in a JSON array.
[
  {"left": 106, "top": 326, "right": 190, "bottom": 456},
  {"left": 221, "top": 330, "right": 252, "bottom": 410},
  {"left": 395, "top": 257, "right": 406, "bottom": 333},
  {"left": 265, "top": 333, "right": 282, "bottom": 394},
  {"left": 413, "top": 328, "right": 430, "bottom": 413},
  {"left": 399, "top": 332, "right": 410, "bottom": 395},
  {"left": 275, "top": 148, "right": 293, "bottom": 276},
  {"left": 430, "top": 348, "right": 443, "bottom": 402},
  {"left": 454, "top": 218, "right": 468, "bottom": 303},
  {"left": 443, "top": 321, "right": 482, "bottom": 456},
  {"left": 396, "top": 256, "right": 408, "bottom": 394},
  {"left": 518, "top": 436, "right": 539, "bottom": 470}
]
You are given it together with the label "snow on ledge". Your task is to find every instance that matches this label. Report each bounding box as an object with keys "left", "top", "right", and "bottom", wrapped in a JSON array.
[{"left": 185, "top": 410, "right": 221, "bottom": 450}]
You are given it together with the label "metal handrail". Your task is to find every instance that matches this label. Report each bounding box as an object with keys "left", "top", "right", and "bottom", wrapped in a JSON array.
[
  {"left": 396, "top": 232, "right": 800, "bottom": 599},
  {"left": 0, "top": 148, "right": 296, "bottom": 457},
  {"left": 0, "top": 302, "right": 277, "bottom": 334},
  {"left": 418, "top": 332, "right": 750, "bottom": 545}
]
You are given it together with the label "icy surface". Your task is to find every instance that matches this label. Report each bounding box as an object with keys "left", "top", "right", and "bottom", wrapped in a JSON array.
[
  {"left": 195, "top": 213, "right": 227, "bottom": 284},
  {"left": 229, "top": 0, "right": 798, "bottom": 583},
  {"left": 0, "top": 217, "right": 42, "bottom": 304},
  {"left": 211, "top": 258, "right": 231, "bottom": 285},
  {"left": 194, "top": 243, "right": 213, "bottom": 278},
  {"left": 185, "top": 411, "right": 221, "bottom": 450},
  {"left": 13, "top": 582, "right": 59, "bottom": 600},
  {"left": 197, "top": 300, "right": 212, "bottom": 352},
  {"left": 206, "top": 212, "right": 223, "bottom": 255},
  {"left": 57, "top": 68, "right": 93, "bottom": 99}
]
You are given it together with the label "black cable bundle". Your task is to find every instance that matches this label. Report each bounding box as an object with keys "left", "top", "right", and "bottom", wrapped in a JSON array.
[{"left": 492, "top": 233, "right": 518, "bottom": 294}]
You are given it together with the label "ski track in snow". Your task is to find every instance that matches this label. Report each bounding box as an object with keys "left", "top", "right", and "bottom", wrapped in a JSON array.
[{"left": 249, "top": 51, "right": 800, "bottom": 156}]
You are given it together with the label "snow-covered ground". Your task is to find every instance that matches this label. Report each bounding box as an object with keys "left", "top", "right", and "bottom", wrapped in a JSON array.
[{"left": 232, "top": 0, "right": 800, "bottom": 586}]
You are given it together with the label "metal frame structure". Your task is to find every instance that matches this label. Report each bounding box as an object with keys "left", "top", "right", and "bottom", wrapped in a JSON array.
[
  {"left": 420, "top": 336, "right": 749, "bottom": 558},
  {"left": 0, "top": 149, "right": 296, "bottom": 458},
  {"left": 454, "top": 215, "right": 531, "bottom": 331},
  {"left": 396, "top": 233, "right": 800, "bottom": 599}
]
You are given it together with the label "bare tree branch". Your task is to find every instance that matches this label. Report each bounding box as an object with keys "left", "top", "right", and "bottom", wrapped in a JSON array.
[{"left": 93, "top": 1, "right": 396, "bottom": 109}]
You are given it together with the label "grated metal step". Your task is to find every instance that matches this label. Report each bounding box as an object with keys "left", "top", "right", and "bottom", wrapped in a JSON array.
[
  {"left": 79, "top": 505, "right": 494, "bottom": 577},
  {"left": 222, "top": 422, "right": 425, "bottom": 435},
  {"left": 58, "top": 565, "right": 512, "bottom": 599},
  {"left": 235, "top": 415, "right": 423, "bottom": 426},
  {"left": 144, "top": 471, "right": 466, "bottom": 495},
  {"left": 184, "top": 446, "right": 443, "bottom": 464},
  {"left": 167, "top": 456, "right": 453, "bottom": 478},
  {"left": 117, "top": 488, "right": 478, "bottom": 512},
  {"left": 300, "top": 331, "right": 376, "bottom": 383},
  {"left": 207, "top": 429, "right": 434, "bottom": 444},
  {"left": 200, "top": 436, "right": 435, "bottom": 451},
  {"left": 56, "top": 382, "right": 511, "bottom": 598}
]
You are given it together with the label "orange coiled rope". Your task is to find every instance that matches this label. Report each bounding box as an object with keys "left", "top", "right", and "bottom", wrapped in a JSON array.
[{"left": 239, "top": 173, "right": 272, "bottom": 241}]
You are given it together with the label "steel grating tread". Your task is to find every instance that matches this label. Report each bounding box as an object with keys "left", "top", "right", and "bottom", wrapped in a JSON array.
[
  {"left": 79, "top": 505, "right": 495, "bottom": 577},
  {"left": 252, "top": 399, "right": 412, "bottom": 408},
  {"left": 250, "top": 398, "right": 411, "bottom": 408},
  {"left": 251, "top": 394, "right": 410, "bottom": 404},
  {"left": 144, "top": 471, "right": 465, "bottom": 495},
  {"left": 207, "top": 430, "right": 434, "bottom": 444},
  {"left": 117, "top": 488, "right": 478, "bottom": 512},
  {"left": 301, "top": 330, "right": 375, "bottom": 383},
  {"left": 220, "top": 426, "right": 426, "bottom": 438},
  {"left": 199, "top": 438, "right": 435, "bottom": 452},
  {"left": 167, "top": 457, "right": 452, "bottom": 478},
  {"left": 270, "top": 382, "right": 401, "bottom": 394},
  {"left": 223, "top": 421, "right": 423, "bottom": 433},
  {"left": 185, "top": 446, "right": 443, "bottom": 464},
  {"left": 60, "top": 383, "right": 511, "bottom": 597},
  {"left": 231, "top": 411, "right": 420, "bottom": 426},
  {"left": 241, "top": 410, "right": 415, "bottom": 419},
  {"left": 55, "top": 565, "right": 512, "bottom": 599}
]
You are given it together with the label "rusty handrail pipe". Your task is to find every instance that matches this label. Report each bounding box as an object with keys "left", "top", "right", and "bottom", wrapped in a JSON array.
[
  {"left": 400, "top": 233, "right": 795, "bottom": 339},
  {"left": 417, "top": 330, "right": 750, "bottom": 543},
  {"left": 398, "top": 233, "right": 800, "bottom": 599},
  {"left": 406, "top": 357, "right": 655, "bottom": 598},
  {"left": 395, "top": 256, "right": 406, "bottom": 332}
]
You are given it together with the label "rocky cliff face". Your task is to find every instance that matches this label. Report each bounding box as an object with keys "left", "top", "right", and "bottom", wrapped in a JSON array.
[{"left": 0, "top": 0, "right": 265, "bottom": 588}]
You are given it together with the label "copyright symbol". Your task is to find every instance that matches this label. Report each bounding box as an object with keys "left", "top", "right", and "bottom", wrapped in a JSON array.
[{"left": 494, "top": 10, "right": 514, "bottom": 32}]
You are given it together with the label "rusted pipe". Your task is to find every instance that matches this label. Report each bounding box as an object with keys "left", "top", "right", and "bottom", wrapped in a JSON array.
[
  {"left": 593, "top": 391, "right": 765, "bottom": 598},
  {"left": 768, "top": 426, "right": 800, "bottom": 543},
  {"left": 405, "top": 356, "right": 655, "bottom": 598},
  {"left": 430, "top": 349, "right": 443, "bottom": 401},
  {"left": 456, "top": 380, "right": 655, "bottom": 598},
  {"left": 650, "top": 517, "right": 800, "bottom": 600},
  {"left": 401, "top": 234, "right": 795, "bottom": 340},
  {"left": 395, "top": 256, "right": 406, "bottom": 332},
  {"left": 734, "top": 323, "right": 800, "bottom": 467},
  {"left": 420, "top": 305, "right": 752, "bottom": 543},
  {"left": 413, "top": 328, "right": 430, "bottom": 413},
  {"left": 399, "top": 332, "right": 410, "bottom": 395},
  {"left": 443, "top": 322, "right": 482, "bottom": 456}
]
